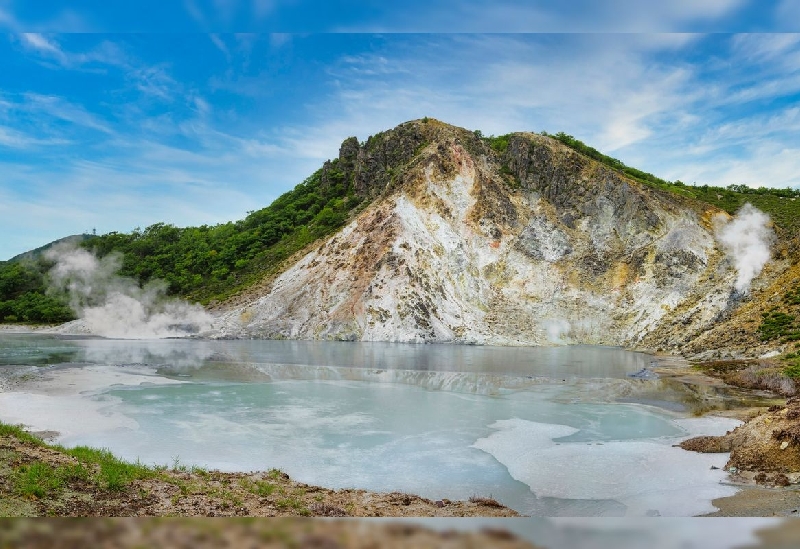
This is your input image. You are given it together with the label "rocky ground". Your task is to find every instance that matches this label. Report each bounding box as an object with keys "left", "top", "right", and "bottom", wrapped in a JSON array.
[
  {"left": 680, "top": 397, "right": 800, "bottom": 482},
  {"left": 0, "top": 425, "right": 517, "bottom": 519},
  {"left": 679, "top": 396, "right": 800, "bottom": 516}
]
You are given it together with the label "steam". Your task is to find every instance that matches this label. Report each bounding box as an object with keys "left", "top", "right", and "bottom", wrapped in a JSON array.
[
  {"left": 714, "top": 203, "right": 774, "bottom": 294},
  {"left": 45, "top": 245, "right": 214, "bottom": 339},
  {"left": 543, "top": 319, "right": 571, "bottom": 344}
]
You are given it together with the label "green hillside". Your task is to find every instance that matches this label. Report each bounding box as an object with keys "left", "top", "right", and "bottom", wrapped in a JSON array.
[{"left": 84, "top": 162, "right": 362, "bottom": 304}]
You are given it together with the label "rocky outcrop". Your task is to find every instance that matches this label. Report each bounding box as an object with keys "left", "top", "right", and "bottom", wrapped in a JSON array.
[
  {"left": 681, "top": 398, "right": 800, "bottom": 486},
  {"left": 212, "top": 119, "right": 771, "bottom": 349}
]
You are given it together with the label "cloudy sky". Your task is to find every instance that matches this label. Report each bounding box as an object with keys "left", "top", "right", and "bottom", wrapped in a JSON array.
[{"left": 1, "top": 0, "right": 799, "bottom": 260}]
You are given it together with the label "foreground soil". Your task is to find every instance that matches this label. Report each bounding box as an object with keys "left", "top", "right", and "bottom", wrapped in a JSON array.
[
  {"left": 0, "top": 518, "right": 539, "bottom": 549},
  {"left": 0, "top": 430, "right": 518, "bottom": 518}
]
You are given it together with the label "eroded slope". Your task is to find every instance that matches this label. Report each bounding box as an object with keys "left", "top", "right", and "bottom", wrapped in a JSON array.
[{"left": 214, "top": 120, "right": 762, "bottom": 350}]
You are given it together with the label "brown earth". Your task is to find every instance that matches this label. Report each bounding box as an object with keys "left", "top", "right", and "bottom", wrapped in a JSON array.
[
  {"left": 0, "top": 517, "right": 541, "bottom": 549},
  {"left": 0, "top": 432, "right": 518, "bottom": 519},
  {"left": 680, "top": 397, "right": 800, "bottom": 483}
]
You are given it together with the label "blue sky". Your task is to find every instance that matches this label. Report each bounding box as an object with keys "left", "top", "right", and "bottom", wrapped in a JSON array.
[{"left": 1, "top": 1, "right": 799, "bottom": 260}]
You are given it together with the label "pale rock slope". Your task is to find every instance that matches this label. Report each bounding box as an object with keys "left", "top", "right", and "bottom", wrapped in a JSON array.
[{"left": 214, "top": 120, "right": 745, "bottom": 349}]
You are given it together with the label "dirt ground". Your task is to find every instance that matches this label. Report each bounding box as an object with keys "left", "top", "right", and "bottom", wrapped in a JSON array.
[{"left": 0, "top": 518, "right": 540, "bottom": 549}]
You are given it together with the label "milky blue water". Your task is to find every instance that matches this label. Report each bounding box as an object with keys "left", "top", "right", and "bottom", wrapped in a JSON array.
[{"left": 0, "top": 334, "right": 740, "bottom": 516}]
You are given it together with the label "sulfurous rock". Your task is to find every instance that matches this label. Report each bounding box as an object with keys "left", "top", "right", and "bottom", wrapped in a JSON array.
[{"left": 211, "top": 119, "right": 775, "bottom": 350}]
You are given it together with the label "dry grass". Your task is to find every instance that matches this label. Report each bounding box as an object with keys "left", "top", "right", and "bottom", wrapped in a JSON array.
[{"left": 469, "top": 496, "right": 504, "bottom": 508}]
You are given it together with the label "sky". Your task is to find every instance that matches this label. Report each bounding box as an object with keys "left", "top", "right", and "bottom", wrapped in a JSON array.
[{"left": 1, "top": 1, "right": 799, "bottom": 260}]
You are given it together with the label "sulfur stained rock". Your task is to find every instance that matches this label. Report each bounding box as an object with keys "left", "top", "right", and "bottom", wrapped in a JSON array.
[{"left": 211, "top": 119, "right": 774, "bottom": 353}]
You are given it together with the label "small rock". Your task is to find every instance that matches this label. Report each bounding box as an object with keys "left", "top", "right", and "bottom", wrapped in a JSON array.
[
  {"left": 435, "top": 500, "right": 444, "bottom": 508},
  {"left": 780, "top": 441, "right": 790, "bottom": 450},
  {"left": 729, "top": 467, "right": 738, "bottom": 474},
  {"left": 710, "top": 465, "right": 719, "bottom": 470}
]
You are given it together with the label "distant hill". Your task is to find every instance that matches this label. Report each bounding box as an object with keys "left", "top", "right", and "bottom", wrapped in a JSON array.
[{"left": 8, "top": 234, "right": 96, "bottom": 263}]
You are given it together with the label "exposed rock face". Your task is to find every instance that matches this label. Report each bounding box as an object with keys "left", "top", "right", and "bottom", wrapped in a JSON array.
[{"left": 213, "top": 120, "right": 758, "bottom": 348}]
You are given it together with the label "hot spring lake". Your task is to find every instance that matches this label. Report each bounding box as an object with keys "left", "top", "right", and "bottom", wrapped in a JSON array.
[{"left": 0, "top": 333, "right": 745, "bottom": 517}]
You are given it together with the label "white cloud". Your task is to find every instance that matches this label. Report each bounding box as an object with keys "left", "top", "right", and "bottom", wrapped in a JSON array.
[
  {"left": 12, "top": 34, "right": 185, "bottom": 102},
  {"left": 21, "top": 93, "right": 113, "bottom": 133},
  {"left": 19, "top": 32, "right": 65, "bottom": 58},
  {"left": 3, "top": 30, "right": 800, "bottom": 260},
  {"left": 0, "top": 125, "right": 70, "bottom": 148},
  {"left": 209, "top": 33, "right": 230, "bottom": 58},
  {"left": 267, "top": 33, "right": 799, "bottom": 192}
]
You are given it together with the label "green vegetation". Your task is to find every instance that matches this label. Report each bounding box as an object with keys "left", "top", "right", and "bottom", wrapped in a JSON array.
[
  {"left": 547, "top": 131, "right": 672, "bottom": 188},
  {"left": 484, "top": 133, "right": 511, "bottom": 154},
  {"left": 0, "top": 423, "right": 47, "bottom": 446},
  {"left": 759, "top": 311, "right": 799, "bottom": 342},
  {"left": 544, "top": 132, "right": 800, "bottom": 233},
  {"left": 0, "top": 424, "right": 154, "bottom": 509},
  {"left": 0, "top": 260, "right": 74, "bottom": 323},
  {"left": 1, "top": 159, "right": 364, "bottom": 315},
  {"left": 64, "top": 446, "right": 154, "bottom": 491},
  {"left": 84, "top": 161, "right": 363, "bottom": 303},
  {"left": 758, "top": 280, "right": 800, "bottom": 348},
  {"left": 785, "top": 359, "right": 800, "bottom": 380},
  {"left": 757, "top": 280, "right": 800, "bottom": 379},
  {"left": 14, "top": 462, "right": 64, "bottom": 499},
  {"left": 785, "top": 285, "right": 800, "bottom": 306}
]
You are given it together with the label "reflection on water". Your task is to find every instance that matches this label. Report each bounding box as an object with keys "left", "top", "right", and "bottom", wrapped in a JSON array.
[
  {"left": 0, "top": 333, "right": 744, "bottom": 517},
  {"left": 0, "top": 334, "right": 654, "bottom": 378}
]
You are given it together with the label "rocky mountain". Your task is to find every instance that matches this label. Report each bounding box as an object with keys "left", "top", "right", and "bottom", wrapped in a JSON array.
[{"left": 212, "top": 119, "right": 794, "bottom": 356}]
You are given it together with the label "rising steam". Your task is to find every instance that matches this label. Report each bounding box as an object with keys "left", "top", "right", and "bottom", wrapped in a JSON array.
[
  {"left": 543, "top": 319, "right": 571, "bottom": 344},
  {"left": 45, "top": 245, "right": 214, "bottom": 339},
  {"left": 714, "top": 203, "right": 774, "bottom": 294}
]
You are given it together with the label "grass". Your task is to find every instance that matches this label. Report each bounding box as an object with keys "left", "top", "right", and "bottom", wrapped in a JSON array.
[
  {"left": 275, "top": 496, "right": 311, "bottom": 516},
  {"left": 14, "top": 462, "right": 61, "bottom": 499},
  {"left": 1, "top": 420, "right": 511, "bottom": 518},
  {"left": 64, "top": 446, "right": 154, "bottom": 491},
  {"left": 0, "top": 423, "right": 46, "bottom": 447},
  {"left": 239, "top": 478, "right": 277, "bottom": 498},
  {"left": 13, "top": 461, "right": 91, "bottom": 500},
  {"left": 0, "top": 429, "right": 156, "bottom": 499},
  {"left": 469, "top": 495, "right": 504, "bottom": 508}
]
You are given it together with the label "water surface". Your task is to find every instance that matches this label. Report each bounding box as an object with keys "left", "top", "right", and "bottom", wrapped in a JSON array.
[{"left": 0, "top": 334, "right": 740, "bottom": 516}]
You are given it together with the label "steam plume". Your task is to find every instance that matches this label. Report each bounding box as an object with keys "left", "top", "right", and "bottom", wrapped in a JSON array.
[
  {"left": 714, "top": 203, "right": 774, "bottom": 294},
  {"left": 45, "top": 245, "right": 213, "bottom": 339},
  {"left": 543, "top": 319, "right": 571, "bottom": 344}
]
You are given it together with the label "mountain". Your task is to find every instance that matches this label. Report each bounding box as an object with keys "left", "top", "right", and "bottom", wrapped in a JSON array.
[{"left": 211, "top": 119, "right": 799, "bottom": 358}]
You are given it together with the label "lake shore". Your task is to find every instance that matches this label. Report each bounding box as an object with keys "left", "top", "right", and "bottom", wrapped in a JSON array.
[{"left": 0, "top": 422, "right": 518, "bottom": 518}]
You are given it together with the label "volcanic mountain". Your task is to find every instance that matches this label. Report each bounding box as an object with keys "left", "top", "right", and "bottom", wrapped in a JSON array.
[{"left": 212, "top": 119, "right": 795, "bottom": 357}]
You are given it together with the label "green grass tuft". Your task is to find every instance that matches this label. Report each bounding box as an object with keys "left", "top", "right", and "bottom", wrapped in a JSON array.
[
  {"left": 65, "top": 446, "right": 154, "bottom": 491},
  {"left": 14, "top": 462, "right": 62, "bottom": 499},
  {"left": 0, "top": 423, "right": 46, "bottom": 447}
]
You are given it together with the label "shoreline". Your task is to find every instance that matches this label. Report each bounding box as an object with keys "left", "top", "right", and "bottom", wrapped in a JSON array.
[{"left": 0, "top": 422, "right": 517, "bottom": 518}]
